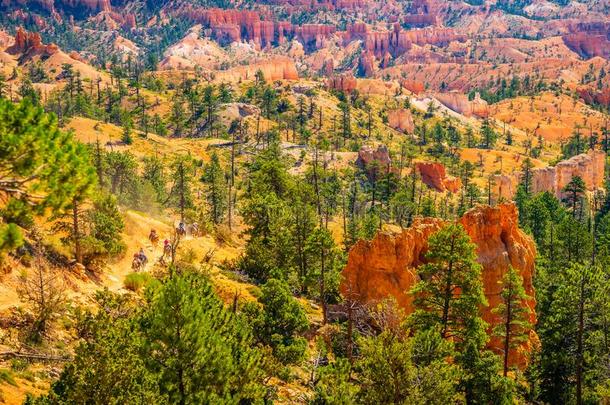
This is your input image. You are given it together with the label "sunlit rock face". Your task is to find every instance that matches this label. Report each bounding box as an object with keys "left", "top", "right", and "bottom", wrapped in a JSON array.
[
  {"left": 415, "top": 161, "right": 461, "bottom": 193},
  {"left": 493, "top": 149, "right": 605, "bottom": 200},
  {"left": 341, "top": 203, "right": 537, "bottom": 368}
]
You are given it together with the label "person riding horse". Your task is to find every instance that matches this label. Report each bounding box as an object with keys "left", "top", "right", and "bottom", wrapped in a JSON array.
[
  {"left": 191, "top": 222, "right": 199, "bottom": 237},
  {"left": 160, "top": 239, "right": 172, "bottom": 263},
  {"left": 149, "top": 229, "right": 159, "bottom": 247},
  {"left": 132, "top": 248, "right": 148, "bottom": 271},
  {"left": 177, "top": 222, "right": 186, "bottom": 237}
]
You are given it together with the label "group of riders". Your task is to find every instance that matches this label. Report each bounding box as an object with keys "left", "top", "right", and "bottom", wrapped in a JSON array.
[{"left": 131, "top": 222, "right": 198, "bottom": 272}]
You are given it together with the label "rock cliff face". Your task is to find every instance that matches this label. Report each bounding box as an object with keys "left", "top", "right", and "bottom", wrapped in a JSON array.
[
  {"left": 387, "top": 108, "right": 415, "bottom": 133},
  {"left": 415, "top": 161, "right": 461, "bottom": 193},
  {"left": 326, "top": 74, "right": 357, "bottom": 93},
  {"left": 180, "top": 8, "right": 336, "bottom": 51},
  {"left": 341, "top": 203, "right": 537, "bottom": 368},
  {"left": 493, "top": 149, "right": 605, "bottom": 200},
  {"left": 433, "top": 92, "right": 490, "bottom": 118},
  {"left": 345, "top": 23, "right": 465, "bottom": 63},
  {"left": 215, "top": 56, "right": 298, "bottom": 82}
]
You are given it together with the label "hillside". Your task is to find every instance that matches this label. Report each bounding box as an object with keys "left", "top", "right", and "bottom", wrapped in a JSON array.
[{"left": 0, "top": 1, "right": 609, "bottom": 404}]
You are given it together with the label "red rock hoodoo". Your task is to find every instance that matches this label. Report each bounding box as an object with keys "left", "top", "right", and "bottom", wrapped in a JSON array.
[
  {"left": 415, "top": 161, "right": 461, "bottom": 193},
  {"left": 326, "top": 74, "right": 357, "bottom": 93},
  {"left": 6, "top": 27, "right": 59, "bottom": 59},
  {"left": 341, "top": 203, "right": 537, "bottom": 368}
]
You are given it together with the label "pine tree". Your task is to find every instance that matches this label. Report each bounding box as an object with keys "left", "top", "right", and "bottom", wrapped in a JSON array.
[
  {"left": 304, "top": 227, "right": 338, "bottom": 324},
  {"left": 410, "top": 223, "right": 488, "bottom": 344},
  {"left": 562, "top": 176, "right": 586, "bottom": 219},
  {"left": 245, "top": 278, "right": 309, "bottom": 365},
  {"left": 0, "top": 99, "right": 96, "bottom": 250},
  {"left": 492, "top": 266, "right": 533, "bottom": 377},
  {"left": 201, "top": 152, "right": 227, "bottom": 224},
  {"left": 142, "top": 155, "right": 167, "bottom": 203},
  {"left": 166, "top": 156, "right": 194, "bottom": 223},
  {"left": 141, "top": 272, "right": 266, "bottom": 403}
]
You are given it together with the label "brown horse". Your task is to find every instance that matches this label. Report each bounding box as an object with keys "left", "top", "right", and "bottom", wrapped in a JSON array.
[{"left": 149, "top": 230, "right": 159, "bottom": 248}]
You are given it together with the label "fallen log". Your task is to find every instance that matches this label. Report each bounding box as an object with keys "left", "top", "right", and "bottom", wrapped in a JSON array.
[{"left": 0, "top": 351, "right": 71, "bottom": 362}]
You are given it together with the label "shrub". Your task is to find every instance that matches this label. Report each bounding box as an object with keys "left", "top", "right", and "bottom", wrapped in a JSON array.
[{"left": 123, "top": 273, "right": 157, "bottom": 292}]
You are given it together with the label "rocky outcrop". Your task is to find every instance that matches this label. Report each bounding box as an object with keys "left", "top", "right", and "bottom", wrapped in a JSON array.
[
  {"left": 356, "top": 145, "right": 395, "bottom": 179},
  {"left": 433, "top": 92, "right": 490, "bottom": 118},
  {"left": 415, "top": 161, "right": 461, "bottom": 193},
  {"left": 341, "top": 203, "right": 537, "bottom": 368},
  {"left": 494, "top": 149, "right": 605, "bottom": 200},
  {"left": 562, "top": 22, "right": 610, "bottom": 59},
  {"left": 577, "top": 87, "right": 610, "bottom": 108},
  {"left": 215, "top": 56, "right": 298, "bottom": 82},
  {"left": 6, "top": 28, "right": 59, "bottom": 60},
  {"left": 402, "top": 80, "right": 425, "bottom": 94},
  {"left": 387, "top": 108, "right": 415, "bottom": 133},
  {"left": 326, "top": 74, "right": 357, "bottom": 93},
  {"left": 345, "top": 23, "right": 465, "bottom": 63},
  {"left": 179, "top": 8, "right": 336, "bottom": 51}
]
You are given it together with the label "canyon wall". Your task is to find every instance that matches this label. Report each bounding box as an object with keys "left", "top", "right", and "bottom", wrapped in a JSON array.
[
  {"left": 341, "top": 203, "right": 537, "bottom": 367},
  {"left": 179, "top": 8, "right": 336, "bottom": 51},
  {"left": 345, "top": 22, "right": 465, "bottom": 62},
  {"left": 494, "top": 149, "right": 605, "bottom": 200}
]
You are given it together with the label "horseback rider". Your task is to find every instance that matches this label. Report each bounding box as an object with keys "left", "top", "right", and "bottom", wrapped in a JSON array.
[
  {"left": 138, "top": 247, "right": 147, "bottom": 264},
  {"left": 149, "top": 229, "right": 158, "bottom": 239},
  {"left": 178, "top": 222, "right": 186, "bottom": 234}
]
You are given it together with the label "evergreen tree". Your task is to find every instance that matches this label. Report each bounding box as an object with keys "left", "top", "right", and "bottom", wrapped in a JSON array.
[
  {"left": 166, "top": 156, "right": 194, "bottom": 223},
  {"left": 562, "top": 176, "right": 586, "bottom": 219},
  {"left": 141, "top": 272, "right": 266, "bottom": 403},
  {"left": 410, "top": 223, "right": 488, "bottom": 345},
  {"left": 245, "top": 278, "right": 309, "bottom": 365},
  {"left": 492, "top": 266, "right": 533, "bottom": 377},
  {"left": 201, "top": 152, "right": 227, "bottom": 224},
  {"left": 0, "top": 99, "right": 95, "bottom": 250},
  {"left": 356, "top": 330, "right": 461, "bottom": 404},
  {"left": 142, "top": 155, "right": 167, "bottom": 203}
]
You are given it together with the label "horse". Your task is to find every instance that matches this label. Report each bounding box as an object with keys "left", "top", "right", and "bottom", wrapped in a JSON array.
[
  {"left": 191, "top": 223, "right": 200, "bottom": 237},
  {"left": 176, "top": 226, "right": 187, "bottom": 238},
  {"left": 132, "top": 255, "right": 147, "bottom": 272},
  {"left": 160, "top": 243, "right": 173, "bottom": 264},
  {"left": 149, "top": 230, "right": 159, "bottom": 248}
]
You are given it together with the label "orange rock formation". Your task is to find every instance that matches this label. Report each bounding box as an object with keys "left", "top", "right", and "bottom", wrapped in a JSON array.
[
  {"left": 493, "top": 149, "right": 605, "bottom": 200},
  {"left": 433, "top": 92, "right": 490, "bottom": 118},
  {"left": 415, "top": 161, "right": 461, "bottom": 193},
  {"left": 215, "top": 56, "right": 298, "bottom": 82},
  {"left": 6, "top": 28, "right": 59, "bottom": 60},
  {"left": 387, "top": 108, "right": 415, "bottom": 133},
  {"left": 341, "top": 203, "right": 537, "bottom": 368}
]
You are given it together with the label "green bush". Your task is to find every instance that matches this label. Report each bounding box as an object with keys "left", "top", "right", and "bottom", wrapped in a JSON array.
[
  {"left": 0, "top": 369, "right": 16, "bottom": 386},
  {"left": 123, "top": 272, "right": 157, "bottom": 292}
]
